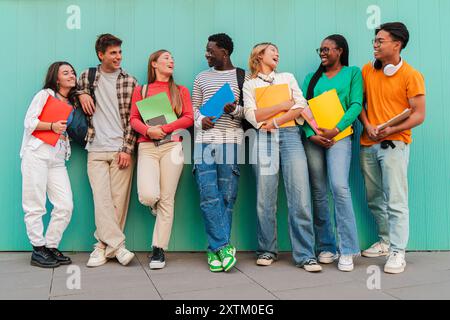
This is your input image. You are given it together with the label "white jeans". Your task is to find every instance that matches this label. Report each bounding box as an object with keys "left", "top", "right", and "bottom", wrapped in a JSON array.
[{"left": 21, "top": 141, "right": 73, "bottom": 248}]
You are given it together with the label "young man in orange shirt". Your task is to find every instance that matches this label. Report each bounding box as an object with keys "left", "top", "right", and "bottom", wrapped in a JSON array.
[{"left": 359, "top": 22, "right": 426, "bottom": 274}]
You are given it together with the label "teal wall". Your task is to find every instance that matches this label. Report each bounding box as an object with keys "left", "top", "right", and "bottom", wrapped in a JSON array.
[{"left": 1, "top": 0, "right": 449, "bottom": 252}]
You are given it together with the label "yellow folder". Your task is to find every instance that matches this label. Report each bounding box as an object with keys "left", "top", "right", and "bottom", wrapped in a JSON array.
[
  {"left": 255, "top": 84, "right": 296, "bottom": 128},
  {"left": 307, "top": 89, "right": 353, "bottom": 141}
]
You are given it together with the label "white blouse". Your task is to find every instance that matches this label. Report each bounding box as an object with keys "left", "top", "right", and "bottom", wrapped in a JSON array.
[
  {"left": 243, "top": 71, "right": 308, "bottom": 129},
  {"left": 20, "top": 89, "right": 71, "bottom": 159}
]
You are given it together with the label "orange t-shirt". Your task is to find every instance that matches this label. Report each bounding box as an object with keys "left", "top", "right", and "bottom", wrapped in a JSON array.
[{"left": 360, "top": 61, "right": 425, "bottom": 146}]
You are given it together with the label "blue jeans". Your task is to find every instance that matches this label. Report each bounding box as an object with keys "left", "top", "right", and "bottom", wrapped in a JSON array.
[
  {"left": 303, "top": 136, "right": 360, "bottom": 256},
  {"left": 194, "top": 143, "right": 240, "bottom": 252},
  {"left": 252, "top": 127, "right": 316, "bottom": 266},
  {"left": 360, "top": 141, "right": 410, "bottom": 253}
]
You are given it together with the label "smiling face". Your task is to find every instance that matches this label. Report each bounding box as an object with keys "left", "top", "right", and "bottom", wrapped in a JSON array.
[
  {"left": 259, "top": 45, "right": 279, "bottom": 71},
  {"left": 57, "top": 64, "right": 77, "bottom": 90},
  {"left": 373, "top": 30, "right": 401, "bottom": 61},
  {"left": 205, "top": 41, "right": 227, "bottom": 68},
  {"left": 152, "top": 51, "right": 174, "bottom": 78},
  {"left": 319, "top": 39, "right": 342, "bottom": 68},
  {"left": 98, "top": 45, "right": 122, "bottom": 71}
]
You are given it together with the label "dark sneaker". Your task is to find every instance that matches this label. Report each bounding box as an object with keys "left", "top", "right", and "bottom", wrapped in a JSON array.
[
  {"left": 31, "top": 246, "right": 60, "bottom": 268},
  {"left": 149, "top": 247, "right": 165, "bottom": 269},
  {"left": 256, "top": 253, "right": 274, "bottom": 266},
  {"left": 47, "top": 248, "right": 72, "bottom": 265},
  {"left": 302, "top": 259, "right": 323, "bottom": 272}
]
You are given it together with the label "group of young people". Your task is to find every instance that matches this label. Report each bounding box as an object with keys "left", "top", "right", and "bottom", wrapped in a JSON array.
[{"left": 20, "top": 21, "right": 426, "bottom": 276}]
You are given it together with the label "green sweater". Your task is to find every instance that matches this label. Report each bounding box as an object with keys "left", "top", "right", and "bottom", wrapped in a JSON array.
[{"left": 301, "top": 65, "right": 363, "bottom": 138}]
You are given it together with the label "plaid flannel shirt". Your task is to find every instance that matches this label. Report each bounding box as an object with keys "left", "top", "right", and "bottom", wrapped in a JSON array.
[{"left": 77, "top": 66, "right": 138, "bottom": 154}]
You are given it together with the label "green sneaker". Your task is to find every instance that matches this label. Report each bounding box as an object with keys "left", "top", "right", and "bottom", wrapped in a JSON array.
[
  {"left": 217, "top": 245, "right": 237, "bottom": 272},
  {"left": 230, "top": 244, "right": 236, "bottom": 257},
  {"left": 207, "top": 252, "right": 223, "bottom": 272}
]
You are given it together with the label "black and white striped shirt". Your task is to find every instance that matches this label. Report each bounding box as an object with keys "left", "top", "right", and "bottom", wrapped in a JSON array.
[{"left": 192, "top": 68, "right": 249, "bottom": 144}]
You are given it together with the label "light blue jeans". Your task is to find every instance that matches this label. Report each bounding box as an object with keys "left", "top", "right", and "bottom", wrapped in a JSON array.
[
  {"left": 360, "top": 141, "right": 410, "bottom": 253},
  {"left": 193, "top": 143, "right": 240, "bottom": 253},
  {"left": 303, "top": 136, "right": 360, "bottom": 256},
  {"left": 252, "top": 127, "right": 316, "bottom": 266}
]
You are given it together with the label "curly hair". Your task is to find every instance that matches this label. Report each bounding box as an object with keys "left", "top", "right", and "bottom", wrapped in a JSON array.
[{"left": 208, "top": 33, "right": 234, "bottom": 55}]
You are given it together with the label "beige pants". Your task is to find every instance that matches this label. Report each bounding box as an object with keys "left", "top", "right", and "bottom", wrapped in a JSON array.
[
  {"left": 137, "top": 142, "right": 184, "bottom": 250},
  {"left": 87, "top": 152, "right": 134, "bottom": 258}
]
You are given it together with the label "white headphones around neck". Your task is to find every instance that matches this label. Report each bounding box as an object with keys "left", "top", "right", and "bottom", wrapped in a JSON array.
[{"left": 373, "top": 57, "right": 403, "bottom": 77}]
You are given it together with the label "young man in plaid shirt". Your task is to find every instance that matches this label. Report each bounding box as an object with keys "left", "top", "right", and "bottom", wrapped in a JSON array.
[{"left": 77, "top": 34, "right": 138, "bottom": 267}]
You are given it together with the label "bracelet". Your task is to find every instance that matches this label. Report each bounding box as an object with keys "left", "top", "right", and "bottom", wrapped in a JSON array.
[
  {"left": 50, "top": 122, "right": 53, "bottom": 132},
  {"left": 273, "top": 118, "right": 280, "bottom": 129}
]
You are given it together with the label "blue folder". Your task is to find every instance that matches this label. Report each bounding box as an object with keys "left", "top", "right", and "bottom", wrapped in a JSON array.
[{"left": 200, "top": 83, "right": 236, "bottom": 122}]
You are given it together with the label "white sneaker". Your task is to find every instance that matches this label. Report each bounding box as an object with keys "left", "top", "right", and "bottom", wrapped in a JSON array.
[
  {"left": 384, "top": 251, "right": 406, "bottom": 274},
  {"left": 86, "top": 247, "right": 107, "bottom": 267},
  {"left": 318, "top": 251, "right": 339, "bottom": 264},
  {"left": 115, "top": 246, "right": 135, "bottom": 266},
  {"left": 362, "top": 241, "right": 390, "bottom": 258},
  {"left": 338, "top": 255, "right": 354, "bottom": 272}
]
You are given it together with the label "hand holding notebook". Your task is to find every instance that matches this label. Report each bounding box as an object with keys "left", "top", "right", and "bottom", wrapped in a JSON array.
[
  {"left": 307, "top": 89, "right": 353, "bottom": 142},
  {"left": 32, "top": 95, "right": 73, "bottom": 146},
  {"left": 200, "top": 83, "right": 235, "bottom": 122},
  {"left": 255, "top": 83, "right": 296, "bottom": 128},
  {"left": 136, "top": 91, "right": 178, "bottom": 146}
]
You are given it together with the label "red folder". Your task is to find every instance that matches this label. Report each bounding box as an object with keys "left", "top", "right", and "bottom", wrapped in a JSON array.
[{"left": 32, "top": 95, "right": 73, "bottom": 146}]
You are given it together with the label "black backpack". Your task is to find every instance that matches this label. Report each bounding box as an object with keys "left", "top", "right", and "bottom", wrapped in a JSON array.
[
  {"left": 236, "top": 68, "right": 253, "bottom": 132},
  {"left": 67, "top": 67, "right": 96, "bottom": 148}
]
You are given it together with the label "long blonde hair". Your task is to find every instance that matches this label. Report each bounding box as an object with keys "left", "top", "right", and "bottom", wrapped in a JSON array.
[
  {"left": 147, "top": 50, "right": 182, "bottom": 117},
  {"left": 248, "top": 42, "right": 278, "bottom": 78}
]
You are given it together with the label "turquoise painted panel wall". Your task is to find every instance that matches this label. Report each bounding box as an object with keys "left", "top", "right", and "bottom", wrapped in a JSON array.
[{"left": 0, "top": 0, "right": 449, "bottom": 251}]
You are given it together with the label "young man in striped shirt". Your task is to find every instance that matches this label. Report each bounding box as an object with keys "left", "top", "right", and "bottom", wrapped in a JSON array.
[{"left": 192, "top": 33, "right": 248, "bottom": 272}]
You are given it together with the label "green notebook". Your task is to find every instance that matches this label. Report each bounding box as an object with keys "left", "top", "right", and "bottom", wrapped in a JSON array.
[{"left": 136, "top": 92, "right": 177, "bottom": 125}]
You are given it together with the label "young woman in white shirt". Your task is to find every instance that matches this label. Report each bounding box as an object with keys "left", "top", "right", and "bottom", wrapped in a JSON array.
[
  {"left": 21, "top": 61, "right": 77, "bottom": 268},
  {"left": 243, "top": 43, "right": 321, "bottom": 272}
]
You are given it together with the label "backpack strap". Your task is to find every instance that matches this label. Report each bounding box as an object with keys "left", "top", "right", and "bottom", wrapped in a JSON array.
[
  {"left": 87, "top": 67, "right": 97, "bottom": 103},
  {"left": 236, "top": 67, "right": 245, "bottom": 106},
  {"left": 141, "top": 84, "right": 148, "bottom": 99}
]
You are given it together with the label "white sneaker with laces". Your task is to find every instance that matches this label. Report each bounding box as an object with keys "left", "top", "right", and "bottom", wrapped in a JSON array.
[
  {"left": 115, "top": 246, "right": 135, "bottom": 266},
  {"left": 338, "top": 255, "right": 354, "bottom": 272},
  {"left": 318, "top": 251, "right": 339, "bottom": 264},
  {"left": 384, "top": 251, "right": 406, "bottom": 274},
  {"left": 362, "top": 241, "right": 390, "bottom": 258},
  {"left": 86, "top": 247, "right": 107, "bottom": 268}
]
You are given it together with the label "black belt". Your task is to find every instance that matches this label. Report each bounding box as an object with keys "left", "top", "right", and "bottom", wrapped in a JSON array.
[{"left": 380, "top": 140, "right": 396, "bottom": 149}]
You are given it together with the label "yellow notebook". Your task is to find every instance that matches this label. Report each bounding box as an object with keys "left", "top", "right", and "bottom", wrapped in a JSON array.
[
  {"left": 255, "top": 84, "right": 296, "bottom": 128},
  {"left": 307, "top": 89, "right": 353, "bottom": 141}
]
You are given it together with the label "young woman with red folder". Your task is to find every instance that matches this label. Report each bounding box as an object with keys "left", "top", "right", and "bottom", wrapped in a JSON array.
[{"left": 20, "top": 61, "right": 77, "bottom": 268}]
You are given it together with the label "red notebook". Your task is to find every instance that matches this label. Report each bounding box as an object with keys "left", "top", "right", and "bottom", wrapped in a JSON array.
[{"left": 32, "top": 95, "right": 73, "bottom": 146}]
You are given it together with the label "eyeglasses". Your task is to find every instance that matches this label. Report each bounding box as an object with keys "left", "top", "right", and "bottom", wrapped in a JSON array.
[
  {"left": 316, "top": 47, "right": 337, "bottom": 55},
  {"left": 372, "top": 39, "right": 397, "bottom": 47}
]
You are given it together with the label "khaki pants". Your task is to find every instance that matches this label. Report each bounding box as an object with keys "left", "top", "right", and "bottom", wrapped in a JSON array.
[
  {"left": 87, "top": 152, "right": 134, "bottom": 258},
  {"left": 137, "top": 142, "right": 184, "bottom": 250}
]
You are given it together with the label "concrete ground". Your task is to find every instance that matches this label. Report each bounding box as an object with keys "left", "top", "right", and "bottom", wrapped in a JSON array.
[{"left": 0, "top": 252, "right": 449, "bottom": 300}]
